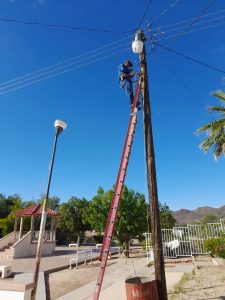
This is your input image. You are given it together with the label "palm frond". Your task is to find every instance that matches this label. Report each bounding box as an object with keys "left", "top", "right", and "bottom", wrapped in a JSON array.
[
  {"left": 199, "top": 136, "right": 214, "bottom": 152},
  {"left": 197, "top": 89, "right": 225, "bottom": 160},
  {"left": 196, "top": 121, "right": 216, "bottom": 134},
  {"left": 214, "top": 139, "right": 225, "bottom": 160},
  {"left": 197, "top": 119, "right": 225, "bottom": 134},
  {"left": 212, "top": 90, "right": 225, "bottom": 102},
  {"left": 208, "top": 105, "right": 225, "bottom": 114}
]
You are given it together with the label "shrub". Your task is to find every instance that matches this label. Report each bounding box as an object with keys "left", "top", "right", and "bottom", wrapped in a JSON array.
[
  {"left": 204, "top": 235, "right": 225, "bottom": 258},
  {"left": 140, "top": 240, "right": 147, "bottom": 250},
  {"left": 93, "top": 234, "right": 103, "bottom": 244}
]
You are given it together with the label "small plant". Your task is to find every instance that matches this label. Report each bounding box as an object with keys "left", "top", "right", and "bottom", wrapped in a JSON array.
[
  {"left": 170, "top": 271, "right": 195, "bottom": 297},
  {"left": 140, "top": 240, "right": 148, "bottom": 250},
  {"left": 204, "top": 235, "right": 225, "bottom": 258}
]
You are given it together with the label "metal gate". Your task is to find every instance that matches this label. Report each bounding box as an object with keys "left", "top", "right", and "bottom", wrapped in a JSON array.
[
  {"left": 162, "top": 227, "right": 191, "bottom": 258},
  {"left": 145, "top": 219, "right": 225, "bottom": 260}
]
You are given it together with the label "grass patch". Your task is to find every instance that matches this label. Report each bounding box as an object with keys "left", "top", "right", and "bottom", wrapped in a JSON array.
[{"left": 169, "top": 271, "right": 196, "bottom": 298}]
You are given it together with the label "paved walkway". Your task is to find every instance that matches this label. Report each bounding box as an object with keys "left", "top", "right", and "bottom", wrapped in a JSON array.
[
  {"left": 57, "top": 258, "right": 194, "bottom": 300},
  {"left": 0, "top": 246, "right": 194, "bottom": 300},
  {"left": 0, "top": 246, "right": 99, "bottom": 300},
  {"left": 0, "top": 246, "right": 99, "bottom": 274}
]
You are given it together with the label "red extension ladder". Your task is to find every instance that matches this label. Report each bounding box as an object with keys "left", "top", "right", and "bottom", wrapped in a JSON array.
[{"left": 93, "top": 76, "right": 142, "bottom": 300}]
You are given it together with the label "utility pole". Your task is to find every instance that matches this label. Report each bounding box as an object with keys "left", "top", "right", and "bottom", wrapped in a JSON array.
[{"left": 139, "top": 30, "right": 168, "bottom": 300}]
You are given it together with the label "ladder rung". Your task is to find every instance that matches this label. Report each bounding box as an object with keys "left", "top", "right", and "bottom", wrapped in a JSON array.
[{"left": 93, "top": 77, "right": 141, "bottom": 300}]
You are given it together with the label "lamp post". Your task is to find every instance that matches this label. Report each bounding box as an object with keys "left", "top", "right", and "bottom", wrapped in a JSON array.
[
  {"left": 132, "top": 30, "right": 167, "bottom": 299},
  {"left": 32, "top": 120, "right": 67, "bottom": 300}
]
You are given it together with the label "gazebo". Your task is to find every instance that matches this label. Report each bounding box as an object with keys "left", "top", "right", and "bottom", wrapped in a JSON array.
[
  {"left": 13, "top": 204, "right": 58, "bottom": 243},
  {"left": 0, "top": 204, "right": 58, "bottom": 259}
]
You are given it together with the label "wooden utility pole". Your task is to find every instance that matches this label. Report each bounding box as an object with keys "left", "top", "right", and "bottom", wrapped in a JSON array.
[{"left": 139, "top": 30, "right": 168, "bottom": 300}]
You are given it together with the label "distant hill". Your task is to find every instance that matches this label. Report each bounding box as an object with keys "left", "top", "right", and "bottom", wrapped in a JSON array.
[{"left": 172, "top": 205, "right": 225, "bottom": 224}]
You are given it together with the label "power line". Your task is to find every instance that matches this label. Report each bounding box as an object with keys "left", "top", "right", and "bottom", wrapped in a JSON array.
[
  {"left": 149, "top": 0, "right": 183, "bottom": 26},
  {"left": 155, "top": 14, "right": 225, "bottom": 35},
  {"left": 0, "top": 46, "right": 130, "bottom": 95},
  {"left": 152, "top": 20, "right": 225, "bottom": 42},
  {"left": 137, "top": 0, "right": 152, "bottom": 29},
  {"left": 0, "top": 34, "right": 134, "bottom": 87},
  {"left": 154, "top": 8, "right": 225, "bottom": 30},
  {"left": 155, "top": 48, "right": 215, "bottom": 121},
  {"left": 155, "top": 42, "right": 225, "bottom": 75},
  {"left": 0, "top": 17, "right": 134, "bottom": 34},
  {"left": 170, "top": 0, "right": 217, "bottom": 45},
  {"left": 0, "top": 41, "right": 131, "bottom": 91}
]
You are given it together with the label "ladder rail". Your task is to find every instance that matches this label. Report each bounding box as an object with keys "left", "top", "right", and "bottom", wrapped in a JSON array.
[
  {"left": 99, "top": 76, "right": 141, "bottom": 261},
  {"left": 93, "top": 76, "right": 142, "bottom": 300}
]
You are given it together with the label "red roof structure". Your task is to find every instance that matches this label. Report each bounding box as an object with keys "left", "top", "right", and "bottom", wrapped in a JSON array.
[{"left": 13, "top": 204, "right": 59, "bottom": 217}]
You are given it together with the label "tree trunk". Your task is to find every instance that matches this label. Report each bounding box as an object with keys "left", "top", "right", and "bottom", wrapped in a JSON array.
[
  {"left": 76, "top": 234, "right": 80, "bottom": 247},
  {"left": 123, "top": 241, "right": 130, "bottom": 258}
]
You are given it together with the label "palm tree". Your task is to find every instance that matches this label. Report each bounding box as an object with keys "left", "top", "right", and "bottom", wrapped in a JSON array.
[{"left": 197, "top": 90, "right": 225, "bottom": 160}]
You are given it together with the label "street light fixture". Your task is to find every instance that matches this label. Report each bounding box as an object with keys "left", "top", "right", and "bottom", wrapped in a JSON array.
[
  {"left": 32, "top": 119, "right": 67, "bottom": 300},
  {"left": 132, "top": 30, "right": 144, "bottom": 54}
]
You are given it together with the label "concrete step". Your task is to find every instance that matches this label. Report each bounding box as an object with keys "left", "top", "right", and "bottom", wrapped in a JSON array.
[
  {"left": 0, "top": 254, "right": 13, "bottom": 260},
  {"left": 4, "top": 249, "right": 13, "bottom": 254}
]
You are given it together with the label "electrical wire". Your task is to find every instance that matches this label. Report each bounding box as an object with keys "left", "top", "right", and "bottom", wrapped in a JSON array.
[
  {"left": 170, "top": 0, "right": 217, "bottom": 45},
  {"left": 155, "top": 43, "right": 225, "bottom": 75},
  {"left": 0, "top": 46, "right": 130, "bottom": 95},
  {"left": 152, "top": 20, "right": 225, "bottom": 42},
  {"left": 155, "top": 48, "right": 215, "bottom": 121},
  {"left": 0, "top": 34, "right": 134, "bottom": 87},
  {"left": 0, "top": 41, "right": 132, "bottom": 91},
  {"left": 137, "top": 0, "right": 152, "bottom": 29},
  {"left": 149, "top": 0, "right": 183, "bottom": 27},
  {"left": 154, "top": 8, "right": 225, "bottom": 30},
  {"left": 154, "top": 14, "right": 225, "bottom": 35},
  {"left": 0, "top": 17, "right": 134, "bottom": 34}
]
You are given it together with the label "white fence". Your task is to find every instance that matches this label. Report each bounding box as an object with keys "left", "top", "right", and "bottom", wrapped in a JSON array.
[{"left": 145, "top": 219, "right": 225, "bottom": 261}]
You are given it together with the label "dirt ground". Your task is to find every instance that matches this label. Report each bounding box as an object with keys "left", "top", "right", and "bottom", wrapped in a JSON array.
[
  {"left": 169, "top": 264, "right": 225, "bottom": 300},
  {"left": 47, "top": 259, "right": 102, "bottom": 299},
  {"left": 46, "top": 253, "right": 143, "bottom": 300},
  {"left": 47, "top": 254, "right": 225, "bottom": 300}
]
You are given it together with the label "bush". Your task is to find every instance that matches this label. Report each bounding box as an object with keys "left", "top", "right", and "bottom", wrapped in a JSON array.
[
  {"left": 141, "top": 240, "right": 147, "bottom": 250},
  {"left": 204, "top": 235, "right": 225, "bottom": 258},
  {"left": 93, "top": 234, "right": 103, "bottom": 244}
]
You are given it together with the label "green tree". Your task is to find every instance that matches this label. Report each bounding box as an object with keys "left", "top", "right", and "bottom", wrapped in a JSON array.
[
  {"left": 83, "top": 186, "right": 148, "bottom": 257},
  {"left": 38, "top": 195, "right": 60, "bottom": 211},
  {"left": 201, "top": 213, "right": 218, "bottom": 224},
  {"left": 159, "top": 203, "right": 176, "bottom": 229},
  {"left": 197, "top": 90, "right": 225, "bottom": 160},
  {"left": 1, "top": 194, "right": 24, "bottom": 236},
  {"left": 0, "top": 194, "right": 14, "bottom": 218},
  {"left": 57, "top": 197, "right": 90, "bottom": 245}
]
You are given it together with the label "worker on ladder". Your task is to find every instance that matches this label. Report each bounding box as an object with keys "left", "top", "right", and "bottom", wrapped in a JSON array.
[{"left": 118, "top": 60, "right": 141, "bottom": 110}]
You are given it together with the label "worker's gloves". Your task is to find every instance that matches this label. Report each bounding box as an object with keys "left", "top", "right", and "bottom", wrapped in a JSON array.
[{"left": 120, "top": 72, "right": 139, "bottom": 80}]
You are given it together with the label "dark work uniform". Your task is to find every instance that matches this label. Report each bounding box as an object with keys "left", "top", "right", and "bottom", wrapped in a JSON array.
[{"left": 118, "top": 63, "right": 134, "bottom": 106}]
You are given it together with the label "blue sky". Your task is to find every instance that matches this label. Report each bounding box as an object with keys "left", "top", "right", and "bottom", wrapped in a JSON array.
[{"left": 0, "top": 0, "right": 225, "bottom": 211}]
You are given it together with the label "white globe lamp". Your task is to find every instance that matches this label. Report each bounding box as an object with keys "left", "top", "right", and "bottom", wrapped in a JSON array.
[{"left": 132, "top": 35, "right": 143, "bottom": 54}]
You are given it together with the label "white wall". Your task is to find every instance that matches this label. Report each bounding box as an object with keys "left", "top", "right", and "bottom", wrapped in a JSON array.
[
  {"left": 0, "top": 232, "right": 16, "bottom": 250},
  {"left": 13, "top": 231, "right": 55, "bottom": 258},
  {"left": 0, "top": 285, "right": 32, "bottom": 300},
  {"left": 0, "top": 290, "right": 25, "bottom": 300}
]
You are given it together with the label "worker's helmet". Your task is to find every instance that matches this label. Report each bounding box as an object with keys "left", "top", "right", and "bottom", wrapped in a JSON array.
[{"left": 124, "top": 60, "right": 133, "bottom": 67}]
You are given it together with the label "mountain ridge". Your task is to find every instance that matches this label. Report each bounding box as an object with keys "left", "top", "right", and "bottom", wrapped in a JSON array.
[{"left": 172, "top": 205, "right": 225, "bottom": 224}]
